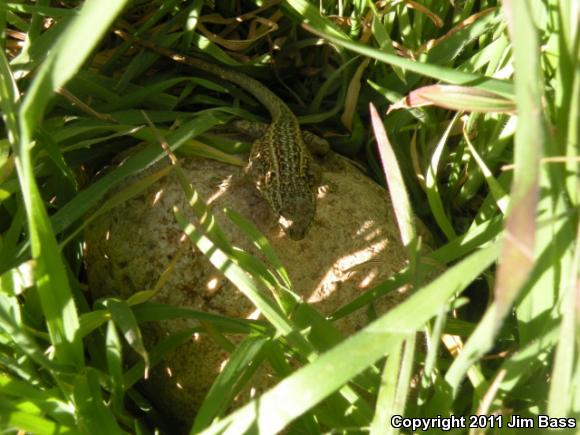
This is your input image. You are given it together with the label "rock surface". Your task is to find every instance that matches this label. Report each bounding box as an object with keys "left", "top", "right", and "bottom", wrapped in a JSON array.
[{"left": 84, "top": 152, "right": 429, "bottom": 427}]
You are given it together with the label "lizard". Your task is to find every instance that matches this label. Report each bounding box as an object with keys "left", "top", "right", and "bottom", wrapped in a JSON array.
[{"left": 115, "top": 30, "right": 329, "bottom": 240}]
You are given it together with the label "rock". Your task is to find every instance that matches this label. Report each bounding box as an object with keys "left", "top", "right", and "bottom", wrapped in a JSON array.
[{"left": 84, "top": 152, "right": 429, "bottom": 428}]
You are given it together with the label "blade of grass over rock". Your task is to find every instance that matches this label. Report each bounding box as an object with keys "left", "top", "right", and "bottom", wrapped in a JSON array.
[
  {"left": 329, "top": 268, "right": 410, "bottom": 322},
  {"left": 174, "top": 210, "right": 308, "bottom": 349},
  {"left": 209, "top": 211, "right": 359, "bottom": 373},
  {"left": 329, "top": 240, "right": 467, "bottom": 322},
  {"left": 332, "top": 211, "right": 501, "bottom": 324},
  {"left": 141, "top": 111, "right": 236, "bottom": 251},
  {"left": 126, "top": 242, "right": 189, "bottom": 306},
  {"left": 223, "top": 247, "right": 296, "bottom": 314},
  {"left": 200, "top": 242, "right": 499, "bottom": 435},
  {"left": 223, "top": 208, "right": 292, "bottom": 289},
  {"left": 149, "top": 114, "right": 318, "bottom": 355},
  {"left": 145, "top": 113, "right": 328, "bottom": 361},
  {"left": 131, "top": 303, "right": 269, "bottom": 335},
  {"left": 172, "top": 185, "right": 374, "bottom": 424}
]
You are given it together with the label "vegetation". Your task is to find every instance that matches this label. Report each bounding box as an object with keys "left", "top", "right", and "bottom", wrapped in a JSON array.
[{"left": 0, "top": 0, "right": 577, "bottom": 433}]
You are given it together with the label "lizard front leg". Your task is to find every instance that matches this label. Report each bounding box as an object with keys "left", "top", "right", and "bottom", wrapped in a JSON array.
[{"left": 230, "top": 120, "right": 329, "bottom": 157}]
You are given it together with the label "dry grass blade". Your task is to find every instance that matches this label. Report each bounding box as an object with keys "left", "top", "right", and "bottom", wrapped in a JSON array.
[
  {"left": 390, "top": 84, "right": 516, "bottom": 113},
  {"left": 370, "top": 102, "right": 415, "bottom": 249}
]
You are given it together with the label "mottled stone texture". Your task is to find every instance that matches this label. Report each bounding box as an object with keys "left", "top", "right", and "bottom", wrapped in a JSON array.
[{"left": 85, "top": 153, "right": 432, "bottom": 428}]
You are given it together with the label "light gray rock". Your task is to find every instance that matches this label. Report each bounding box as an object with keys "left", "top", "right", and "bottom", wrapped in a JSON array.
[{"left": 84, "top": 153, "right": 432, "bottom": 427}]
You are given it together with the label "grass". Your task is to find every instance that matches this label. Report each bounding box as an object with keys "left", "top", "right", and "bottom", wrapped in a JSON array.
[{"left": 0, "top": 0, "right": 578, "bottom": 434}]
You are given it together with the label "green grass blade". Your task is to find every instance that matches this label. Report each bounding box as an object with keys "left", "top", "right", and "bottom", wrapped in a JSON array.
[
  {"left": 3, "top": 113, "right": 223, "bottom": 274},
  {"left": 10, "top": 0, "right": 131, "bottom": 369},
  {"left": 370, "top": 341, "right": 403, "bottom": 435},
  {"left": 0, "top": 399, "right": 72, "bottom": 435},
  {"left": 200, "top": 242, "right": 498, "bottom": 434},
  {"left": 223, "top": 208, "right": 292, "bottom": 289},
  {"left": 0, "top": 292, "right": 66, "bottom": 373},
  {"left": 132, "top": 303, "right": 268, "bottom": 335},
  {"left": 106, "top": 319, "right": 126, "bottom": 415},
  {"left": 122, "top": 329, "right": 196, "bottom": 390},
  {"left": 493, "top": 0, "right": 545, "bottom": 328},
  {"left": 0, "top": 48, "right": 20, "bottom": 144},
  {"left": 298, "top": 17, "right": 514, "bottom": 98},
  {"left": 102, "top": 298, "right": 149, "bottom": 370},
  {"left": 174, "top": 210, "right": 298, "bottom": 341},
  {"left": 73, "top": 367, "right": 124, "bottom": 434},
  {"left": 192, "top": 335, "right": 269, "bottom": 432},
  {"left": 463, "top": 123, "right": 508, "bottom": 214},
  {"left": 547, "top": 214, "right": 579, "bottom": 416},
  {"left": 425, "top": 115, "right": 459, "bottom": 240},
  {"left": 19, "top": 0, "right": 129, "bottom": 124},
  {"left": 0, "top": 373, "right": 75, "bottom": 426},
  {"left": 370, "top": 103, "right": 416, "bottom": 248}
]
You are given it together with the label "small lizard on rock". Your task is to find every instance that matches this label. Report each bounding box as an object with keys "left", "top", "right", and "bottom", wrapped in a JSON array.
[{"left": 116, "top": 31, "right": 329, "bottom": 240}]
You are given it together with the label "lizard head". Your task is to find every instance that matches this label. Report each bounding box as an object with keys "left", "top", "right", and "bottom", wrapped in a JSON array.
[{"left": 277, "top": 182, "right": 316, "bottom": 240}]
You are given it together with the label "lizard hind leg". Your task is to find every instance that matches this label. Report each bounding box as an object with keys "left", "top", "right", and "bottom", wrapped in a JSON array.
[{"left": 301, "top": 130, "right": 330, "bottom": 157}]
